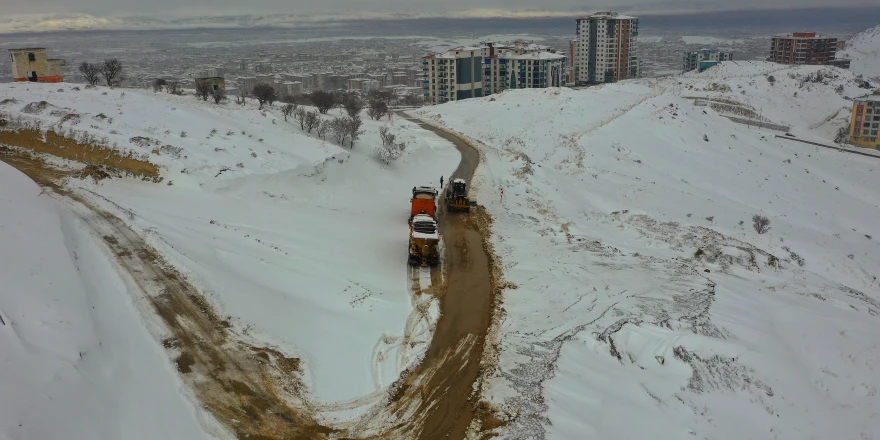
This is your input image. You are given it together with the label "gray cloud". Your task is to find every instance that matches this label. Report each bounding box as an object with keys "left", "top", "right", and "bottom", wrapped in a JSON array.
[{"left": 4, "top": 0, "right": 874, "bottom": 16}]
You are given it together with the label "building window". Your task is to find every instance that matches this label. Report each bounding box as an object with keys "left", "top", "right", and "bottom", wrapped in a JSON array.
[{"left": 28, "top": 52, "right": 36, "bottom": 62}]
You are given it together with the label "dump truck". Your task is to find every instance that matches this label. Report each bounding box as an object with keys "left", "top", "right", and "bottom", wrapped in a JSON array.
[
  {"left": 445, "top": 178, "right": 475, "bottom": 213},
  {"left": 408, "top": 214, "right": 440, "bottom": 266},
  {"left": 410, "top": 186, "right": 438, "bottom": 223}
]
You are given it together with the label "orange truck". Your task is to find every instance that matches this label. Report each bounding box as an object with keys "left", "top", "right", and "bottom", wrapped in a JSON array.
[{"left": 410, "top": 186, "right": 438, "bottom": 223}]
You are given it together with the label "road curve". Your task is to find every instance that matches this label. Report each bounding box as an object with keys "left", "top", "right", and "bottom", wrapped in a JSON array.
[{"left": 392, "top": 115, "right": 495, "bottom": 439}]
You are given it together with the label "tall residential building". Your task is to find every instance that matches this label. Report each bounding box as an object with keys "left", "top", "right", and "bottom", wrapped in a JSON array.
[
  {"left": 770, "top": 32, "right": 838, "bottom": 65},
  {"left": 682, "top": 49, "right": 733, "bottom": 73},
  {"left": 573, "top": 12, "right": 639, "bottom": 85},
  {"left": 849, "top": 91, "right": 880, "bottom": 149},
  {"left": 422, "top": 47, "right": 483, "bottom": 105}
]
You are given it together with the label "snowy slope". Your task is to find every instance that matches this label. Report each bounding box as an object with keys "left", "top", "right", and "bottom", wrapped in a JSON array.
[
  {"left": 0, "top": 83, "right": 458, "bottom": 419},
  {"left": 841, "top": 24, "right": 880, "bottom": 81},
  {"left": 0, "top": 161, "right": 220, "bottom": 440},
  {"left": 416, "top": 61, "right": 880, "bottom": 439}
]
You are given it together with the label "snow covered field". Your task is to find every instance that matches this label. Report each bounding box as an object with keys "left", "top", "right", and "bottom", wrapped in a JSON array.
[
  {"left": 841, "top": 24, "right": 880, "bottom": 81},
  {"left": 416, "top": 61, "right": 880, "bottom": 439},
  {"left": 0, "top": 161, "right": 219, "bottom": 440},
  {"left": 0, "top": 83, "right": 458, "bottom": 427}
]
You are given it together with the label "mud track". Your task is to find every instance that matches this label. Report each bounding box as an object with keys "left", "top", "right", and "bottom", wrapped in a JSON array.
[
  {"left": 0, "top": 147, "right": 331, "bottom": 440},
  {"left": 362, "top": 116, "right": 496, "bottom": 439}
]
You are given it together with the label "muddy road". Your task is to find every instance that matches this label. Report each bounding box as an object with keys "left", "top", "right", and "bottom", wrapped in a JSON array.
[
  {"left": 366, "top": 116, "right": 495, "bottom": 439},
  {"left": 0, "top": 148, "right": 331, "bottom": 440}
]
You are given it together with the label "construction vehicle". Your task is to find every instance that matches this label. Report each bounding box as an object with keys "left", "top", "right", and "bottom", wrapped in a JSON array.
[
  {"left": 408, "top": 214, "right": 440, "bottom": 266},
  {"left": 410, "top": 186, "right": 438, "bottom": 223},
  {"left": 445, "top": 178, "right": 475, "bottom": 212}
]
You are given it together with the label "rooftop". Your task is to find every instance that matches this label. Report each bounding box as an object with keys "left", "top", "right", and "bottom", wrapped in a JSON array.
[
  {"left": 578, "top": 11, "right": 638, "bottom": 21},
  {"left": 855, "top": 91, "right": 880, "bottom": 102},
  {"left": 505, "top": 52, "right": 566, "bottom": 61},
  {"left": 773, "top": 32, "right": 835, "bottom": 39},
  {"left": 8, "top": 48, "right": 47, "bottom": 52}
]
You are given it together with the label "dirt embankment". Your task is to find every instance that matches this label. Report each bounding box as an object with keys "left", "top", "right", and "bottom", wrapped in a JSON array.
[
  {"left": 0, "top": 128, "right": 159, "bottom": 178},
  {"left": 0, "top": 149, "right": 330, "bottom": 440}
]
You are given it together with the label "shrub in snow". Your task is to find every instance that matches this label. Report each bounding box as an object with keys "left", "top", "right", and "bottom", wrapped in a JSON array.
[
  {"left": 379, "top": 126, "right": 396, "bottom": 146},
  {"left": 752, "top": 215, "right": 771, "bottom": 234},
  {"left": 374, "top": 142, "right": 404, "bottom": 164},
  {"left": 252, "top": 84, "right": 278, "bottom": 109},
  {"left": 304, "top": 111, "right": 320, "bottom": 133}
]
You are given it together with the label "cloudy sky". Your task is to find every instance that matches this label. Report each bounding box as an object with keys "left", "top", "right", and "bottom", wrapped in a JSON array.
[{"left": 5, "top": 0, "right": 875, "bottom": 17}]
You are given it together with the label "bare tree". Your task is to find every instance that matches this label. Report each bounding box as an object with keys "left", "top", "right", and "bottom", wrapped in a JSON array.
[
  {"left": 252, "top": 83, "right": 278, "bottom": 109},
  {"left": 368, "top": 99, "right": 389, "bottom": 120},
  {"left": 752, "top": 215, "right": 771, "bottom": 234},
  {"left": 330, "top": 118, "right": 347, "bottom": 145},
  {"left": 235, "top": 87, "right": 248, "bottom": 105},
  {"left": 211, "top": 88, "right": 226, "bottom": 104},
  {"left": 343, "top": 93, "right": 364, "bottom": 117},
  {"left": 195, "top": 82, "right": 212, "bottom": 101},
  {"left": 166, "top": 81, "right": 184, "bottom": 95},
  {"left": 304, "top": 111, "right": 320, "bottom": 133},
  {"left": 99, "top": 58, "right": 125, "bottom": 88},
  {"left": 79, "top": 62, "right": 101, "bottom": 86},
  {"left": 294, "top": 107, "right": 307, "bottom": 130},
  {"left": 282, "top": 104, "right": 295, "bottom": 121},
  {"left": 152, "top": 78, "right": 167, "bottom": 92},
  {"left": 345, "top": 116, "right": 364, "bottom": 148},
  {"left": 310, "top": 90, "right": 336, "bottom": 114},
  {"left": 316, "top": 120, "right": 331, "bottom": 140},
  {"left": 379, "top": 125, "right": 396, "bottom": 146}
]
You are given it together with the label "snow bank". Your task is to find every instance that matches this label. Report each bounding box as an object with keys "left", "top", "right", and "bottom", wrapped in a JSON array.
[
  {"left": 418, "top": 61, "right": 880, "bottom": 439},
  {"left": 0, "top": 83, "right": 460, "bottom": 412},
  {"left": 841, "top": 24, "right": 880, "bottom": 81},
  {"left": 0, "top": 162, "right": 217, "bottom": 440}
]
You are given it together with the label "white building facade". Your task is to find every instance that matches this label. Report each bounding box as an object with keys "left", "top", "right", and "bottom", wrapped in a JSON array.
[
  {"left": 574, "top": 12, "right": 639, "bottom": 85},
  {"left": 422, "top": 47, "right": 483, "bottom": 105},
  {"left": 682, "top": 49, "right": 733, "bottom": 72}
]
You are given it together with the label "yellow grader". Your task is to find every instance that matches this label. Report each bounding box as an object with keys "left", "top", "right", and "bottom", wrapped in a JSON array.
[
  {"left": 445, "top": 178, "right": 474, "bottom": 213},
  {"left": 408, "top": 214, "right": 440, "bottom": 267}
]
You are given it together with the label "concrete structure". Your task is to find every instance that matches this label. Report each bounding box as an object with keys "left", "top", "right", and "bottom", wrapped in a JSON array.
[
  {"left": 422, "top": 47, "right": 483, "bottom": 105},
  {"left": 280, "top": 81, "right": 303, "bottom": 96},
  {"left": 827, "top": 58, "right": 852, "bottom": 69},
  {"left": 8, "top": 48, "right": 66, "bottom": 83},
  {"left": 237, "top": 76, "right": 257, "bottom": 93},
  {"left": 195, "top": 77, "right": 226, "bottom": 91},
  {"left": 573, "top": 12, "right": 639, "bottom": 85},
  {"left": 770, "top": 32, "right": 838, "bottom": 65},
  {"left": 482, "top": 41, "right": 566, "bottom": 96},
  {"left": 849, "top": 91, "right": 880, "bottom": 149},
  {"left": 682, "top": 49, "right": 733, "bottom": 73}
]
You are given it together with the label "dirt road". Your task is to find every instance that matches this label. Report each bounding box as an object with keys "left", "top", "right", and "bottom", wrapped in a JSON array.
[
  {"left": 363, "top": 116, "right": 496, "bottom": 439},
  {"left": 0, "top": 147, "right": 331, "bottom": 440}
]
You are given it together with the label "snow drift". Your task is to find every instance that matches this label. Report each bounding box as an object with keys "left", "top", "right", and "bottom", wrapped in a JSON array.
[{"left": 417, "top": 61, "right": 880, "bottom": 440}]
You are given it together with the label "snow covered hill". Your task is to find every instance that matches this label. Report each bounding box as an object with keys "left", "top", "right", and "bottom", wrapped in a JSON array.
[
  {"left": 416, "top": 61, "right": 880, "bottom": 439},
  {"left": 0, "top": 83, "right": 458, "bottom": 432},
  {"left": 841, "top": 24, "right": 880, "bottom": 81},
  {"left": 0, "top": 161, "right": 221, "bottom": 440}
]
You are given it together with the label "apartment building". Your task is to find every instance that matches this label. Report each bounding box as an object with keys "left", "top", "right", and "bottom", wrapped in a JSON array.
[
  {"left": 482, "top": 42, "right": 566, "bottom": 95},
  {"left": 573, "top": 12, "right": 639, "bottom": 85},
  {"left": 849, "top": 91, "right": 880, "bottom": 149},
  {"left": 770, "top": 32, "right": 838, "bottom": 65},
  {"left": 422, "top": 47, "right": 483, "bottom": 105},
  {"left": 682, "top": 49, "right": 733, "bottom": 73}
]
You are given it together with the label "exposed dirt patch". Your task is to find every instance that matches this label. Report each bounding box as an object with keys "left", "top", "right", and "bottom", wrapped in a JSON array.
[
  {"left": 0, "top": 128, "right": 159, "bottom": 178},
  {"left": 0, "top": 151, "right": 333, "bottom": 440}
]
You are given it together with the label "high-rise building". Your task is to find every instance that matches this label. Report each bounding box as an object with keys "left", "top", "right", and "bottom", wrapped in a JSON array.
[
  {"left": 573, "top": 12, "right": 639, "bottom": 85},
  {"left": 849, "top": 91, "right": 880, "bottom": 149},
  {"left": 770, "top": 32, "right": 838, "bottom": 65},
  {"left": 422, "top": 47, "right": 483, "bottom": 105},
  {"left": 682, "top": 49, "right": 733, "bottom": 73}
]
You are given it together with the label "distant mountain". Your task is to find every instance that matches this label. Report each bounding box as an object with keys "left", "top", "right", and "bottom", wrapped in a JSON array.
[{"left": 841, "top": 23, "right": 880, "bottom": 80}]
